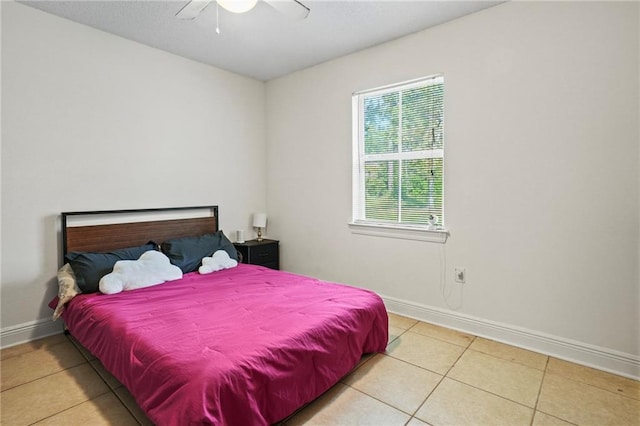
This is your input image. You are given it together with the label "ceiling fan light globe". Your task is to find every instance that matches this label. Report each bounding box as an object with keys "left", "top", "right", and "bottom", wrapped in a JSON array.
[{"left": 217, "top": 0, "right": 258, "bottom": 13}]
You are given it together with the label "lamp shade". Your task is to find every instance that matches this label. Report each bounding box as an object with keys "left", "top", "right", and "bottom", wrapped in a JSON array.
[
  {"left": 252, "top": 213, "right": 267, "bottom": 228},
  {"left": 217, "top": 0, "right": 258, "bottom": 14}
]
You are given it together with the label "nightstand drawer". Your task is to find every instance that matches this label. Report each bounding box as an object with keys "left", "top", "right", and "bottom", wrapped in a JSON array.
[
  {"left": 234, "top": 239, "right": 279, "bottom": 270},
  {"left": 260, "top": 261, "right": 279, "bottom": 270},
  {"left": 249, "top": 244, "right": 277, "bottom": 263}
]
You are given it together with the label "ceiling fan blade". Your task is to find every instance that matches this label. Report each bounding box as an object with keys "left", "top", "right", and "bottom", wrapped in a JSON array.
[
  {"left": 263, "top": 0, "right": 310, "bottom": 20},
  {"left": 176, "top": 0, "right": 212, "bottom": 20}
]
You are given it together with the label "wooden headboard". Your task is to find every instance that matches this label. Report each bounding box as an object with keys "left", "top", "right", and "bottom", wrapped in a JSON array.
[{"left": 61, "top": 206, "right": 218, "bottom": 263}]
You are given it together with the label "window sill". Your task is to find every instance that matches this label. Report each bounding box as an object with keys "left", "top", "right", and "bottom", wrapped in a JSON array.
[{"left": 348, "top": 222, "right": 449, "bottom": 243}]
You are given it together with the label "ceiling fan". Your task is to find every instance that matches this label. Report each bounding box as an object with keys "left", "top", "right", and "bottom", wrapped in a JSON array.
[{"left": 176, "top": 0, "right": 310, "bottom": 20}]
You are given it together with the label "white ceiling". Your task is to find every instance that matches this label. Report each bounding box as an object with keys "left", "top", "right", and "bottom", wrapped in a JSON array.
[{"left": 20, "top": 0, "right": 502, "bottom": 81}]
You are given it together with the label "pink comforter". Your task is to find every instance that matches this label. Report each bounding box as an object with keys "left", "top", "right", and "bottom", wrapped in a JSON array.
[{"left": 62, "top": 264, "right": 388, "bottom": 425}]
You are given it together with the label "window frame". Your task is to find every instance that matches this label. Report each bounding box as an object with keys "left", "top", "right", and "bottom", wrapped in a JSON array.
[{"left": 350, "top": 75, "right": 449, "bottom": 243}]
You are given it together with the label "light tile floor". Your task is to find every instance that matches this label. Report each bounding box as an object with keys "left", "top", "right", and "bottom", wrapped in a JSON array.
[{"left": 1, "top": 313, "right": 638, "bottom": 425}]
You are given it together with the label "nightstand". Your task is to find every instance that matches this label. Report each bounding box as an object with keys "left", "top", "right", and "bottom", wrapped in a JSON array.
[{"left": 233, "top": 239, "right": 279, "bottom": 270}]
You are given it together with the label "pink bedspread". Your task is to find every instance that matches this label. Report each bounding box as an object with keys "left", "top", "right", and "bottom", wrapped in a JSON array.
[{"left": 61, "top": 264, "right": 388, "bottom": 425}]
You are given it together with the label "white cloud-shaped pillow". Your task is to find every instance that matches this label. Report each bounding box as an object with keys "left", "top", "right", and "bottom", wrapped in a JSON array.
[
  {"left": 99, "top": 250, "right": 183, "bottom": 295},
  {"left": 199, "top": 250, "right": 238, "bottom": 274}
]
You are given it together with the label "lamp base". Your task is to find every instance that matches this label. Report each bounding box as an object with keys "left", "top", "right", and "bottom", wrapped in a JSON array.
[{"left": 256, "top": 228, "right": 263, "bottom": 242}]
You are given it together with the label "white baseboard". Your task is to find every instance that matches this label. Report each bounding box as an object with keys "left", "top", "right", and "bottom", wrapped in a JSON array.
[
  {"left": 1, "top": 318, "right": 65, "bottom": 349},
  {"left": 382, "top": 295, "right": 640, "bottom": 381}
]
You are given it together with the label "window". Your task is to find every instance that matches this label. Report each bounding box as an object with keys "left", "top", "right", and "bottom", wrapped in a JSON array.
[{"left": 351, "top": 75, "right": 445, "bottom": 237}]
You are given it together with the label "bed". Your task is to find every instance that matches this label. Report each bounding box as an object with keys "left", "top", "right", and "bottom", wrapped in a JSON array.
[{"left": 53, "top": 206, "right": 388, "bottom": 425}]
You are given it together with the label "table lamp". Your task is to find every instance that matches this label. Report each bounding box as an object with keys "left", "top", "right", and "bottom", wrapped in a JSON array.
[{"left": 252, "top": 213, "right": 267, "bottom": 242}]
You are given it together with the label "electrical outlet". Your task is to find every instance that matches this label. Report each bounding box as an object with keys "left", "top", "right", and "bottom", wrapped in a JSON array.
[{"left": 454, "top": 268, "right": 466, "bottom": 283}]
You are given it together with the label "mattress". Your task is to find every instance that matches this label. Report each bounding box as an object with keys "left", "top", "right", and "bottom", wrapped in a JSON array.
[{"left": 61, "top": 264, "right": 388, "bottom": 425}]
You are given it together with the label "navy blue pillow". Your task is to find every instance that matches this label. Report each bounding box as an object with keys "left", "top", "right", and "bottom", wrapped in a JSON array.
[
  {"left": 65, "top": 243, "right": 157, "bottom": 293},
  {"left": 161, "top": 231, "right": 237, "bottom": 273}
]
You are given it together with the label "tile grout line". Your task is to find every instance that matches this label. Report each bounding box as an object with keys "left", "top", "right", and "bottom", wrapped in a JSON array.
[
  {"left": 441, "top": 327, "right": 639, "bottom": 403},
  {"left": 343, "top": 383, "right": 417, "bottom": 418},
  {"left": 403, "top": 326, "right": 476, "bottom": 350},
  {"left": 387, "top": 327, "right": 409, "bottom": 345},
  {"left": 529, "top": 355, "right": 551, "bottom": 426},
  {"left": 64, "top": 333, "right": 143, "bottom": 424},
  {"left": 383, "top": 352, "right": 446, "bottom": 377},
  {"left": 543, "top": 368, "right": 640, "bottom": 402},
  {"left": 26, "top": 389, "right": 114, "bottom": 426},
  {"left": 361, "top": 318, "right": 638, "bottom": 425},
  {"left": 400, "top": 317, "right": 640, "bottom": 398},
  {"left": 441, "top": 336, "right": 545, "bottom": 412},
  {"left": 4, "top": 336, "right": 112, "bottom": 425},
  {"left": 534, "top": 409, "right": 580, "bottom": 426},
  {"left": 0, "top": 338, "right": 70, "bottom": 363},
  {"left": 392, "top": 318, "right": 638, "bottom": 424},
  {"left": 112, "top": 388, "right": 145, "bottom": 426},
  {"left": 0, "top": 359, "right": 88, "bottom": 393},
  {"left": 384, "top": 329, "right": 475, "bottom": 376},
  {"left": 1, "top": 337, "right": 98, "bottom": 424},
  {"left": 441, "top": 346, "right": 549, "bottom": 413},
  {"left": 342, "top": 352, "right": 424, "bottom": 418},
  {"left": 408, "top": 335, "right": 478, "bottom": 423},
  {"left": 74, "top": 335, "right": 145, "bottom": 426},
  {"left": 464, "top": 347, "right": 548, "bottom": 372},
  {"left": 444, "top": 375, "right": 538, "bottom": 412},
  {"left": 343, "top": 328, "right": 456, "bottom": 421},
  {"left": 66, "top": 333, "right": 97, "bottom": 362}
]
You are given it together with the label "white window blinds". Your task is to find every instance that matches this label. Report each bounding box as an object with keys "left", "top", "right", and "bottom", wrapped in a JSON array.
[{"left": 352, "top": 75, "right": 444, "bottom": 228}]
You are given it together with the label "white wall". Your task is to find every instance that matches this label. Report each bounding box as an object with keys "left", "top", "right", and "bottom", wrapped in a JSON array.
[
  {"left": 1, "top": 2, "right": 266, "bottom": 339},
  {"left": 2, "top": 0, "right": 638, "bottom": 378},
  {"left": 266, "top": 1, "right": 639, "bottom": 376}
]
